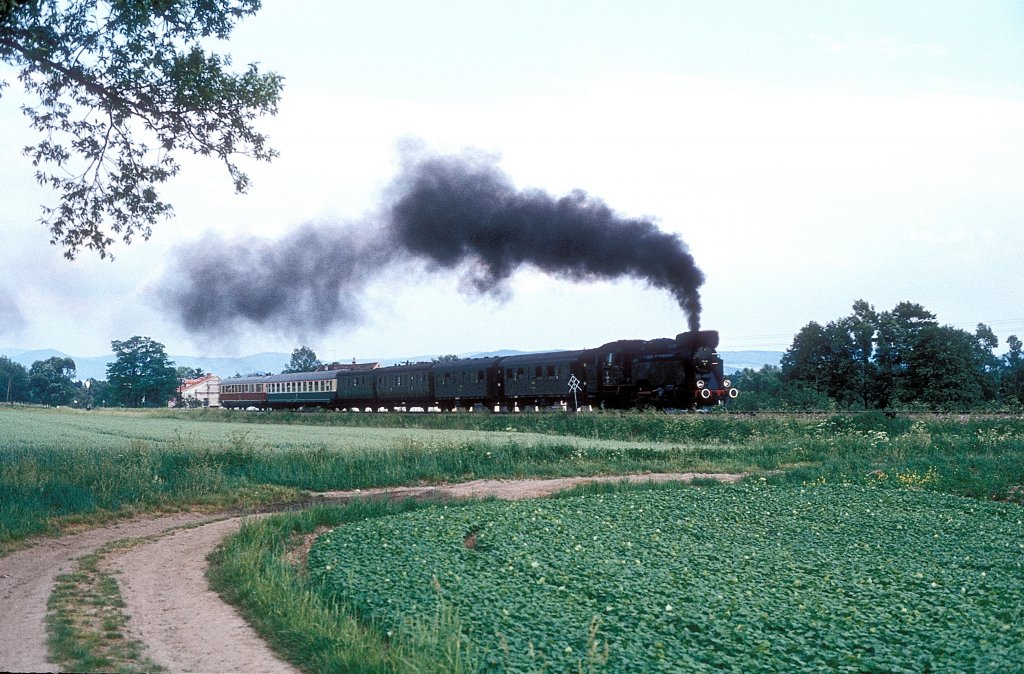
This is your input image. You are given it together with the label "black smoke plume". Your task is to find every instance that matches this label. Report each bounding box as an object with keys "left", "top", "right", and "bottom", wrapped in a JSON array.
[
  {"left": 157, "top": 225, "right": 387, "bottom": 339},
  {"left": 158, "top": 147, "right": 704, "bottom": 337},
  {"left": 387, "top": 149, "right": 704, "bottom": 328}
]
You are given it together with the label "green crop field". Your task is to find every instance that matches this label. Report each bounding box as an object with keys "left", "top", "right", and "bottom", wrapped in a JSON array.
[{"left": 309, "top": 484, "right": 1024, "bottom": 672}]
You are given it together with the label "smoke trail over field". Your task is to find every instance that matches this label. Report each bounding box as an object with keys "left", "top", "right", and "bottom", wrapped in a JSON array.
[
  {"left": 387, "top": 149, "right": 704, "bottom": 328},
  {"left": 158, "top": 147, "right": 705, "bottom": 337},
  {"left": 159, "top": 226, "right": 386, "bottom": 337}
]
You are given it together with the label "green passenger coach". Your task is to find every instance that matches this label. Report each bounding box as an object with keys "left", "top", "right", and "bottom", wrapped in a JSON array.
[
  {"left": 264, "top": 370, "right": 339, "bottom": 408},
  {"left": 375, "top": 363, "right": 434, "bottom": 406},
  {"left": 433, "top": 356, "right": 503, "bottom": 408}
]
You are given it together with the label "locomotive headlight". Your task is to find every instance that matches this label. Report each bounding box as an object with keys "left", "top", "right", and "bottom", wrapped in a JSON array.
[
  {"left": 723, "top": 379, "right": 731, "bottom": 388},
  {"left": 696, "top": 379, "right": 705, "bottom": 389}
]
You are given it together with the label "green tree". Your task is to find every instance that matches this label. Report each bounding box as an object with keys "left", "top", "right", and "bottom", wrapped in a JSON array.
[
  {"left": 902, "top": 324, "right": 992, "bottom": 410},
  {"left": 727, "top": 365, "right": 784, "bottom": 411},
  {"left": 780, "top": 319, "right": 860, "bottom": 407},
  {"left": 846, "top": 300, "right": 879, "bottom": 408},
  {"left": 175, "top": 365, "right": 206, "bottom": 380},
  {"left": 1, "top": 355, "right": 31, "bottom": 403},
  {"left": 106, "top": 336, "right": 178, "bottom": 406},
  {"left": 28, "top": 355, "right": 77, "bottom": 405},
  {"left": 780, "top": 321, "right": 830, "bottom": 392},
  {"left": 0, "top": 0, "right": 282, "bottom": 259},
  {"left": 1001, "top": 335, "right": 1024, "bottom": 407},
  {"left": 874, "top": 302, "right": 937, "bottom": 407},
  {"left": 283, "top": 346, "right": 321, "bottom": 373},
  {"left": 973, "top": 323, "right": 1000, "bottom": 401},
  {"left": 779, "top": 300, "right": 1008, "bottom": 410}
]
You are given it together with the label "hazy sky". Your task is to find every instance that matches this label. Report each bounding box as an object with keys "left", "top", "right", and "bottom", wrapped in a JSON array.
[{"left": 1, "top": 0, "right": 1022, "bottom": 362}]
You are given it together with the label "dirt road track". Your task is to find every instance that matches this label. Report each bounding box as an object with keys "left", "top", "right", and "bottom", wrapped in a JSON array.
[
  {"left": 0, "top": 512, "right": 220, "bottom": 673},
  {"left": 106, "top": 517, "right": 299, "bottom": 674},
  {"left": 0, "top": 472, "right": 743, "bottom": 673}
]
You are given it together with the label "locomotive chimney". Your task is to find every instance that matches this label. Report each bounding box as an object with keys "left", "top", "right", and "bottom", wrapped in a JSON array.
[{"left": 676, "top": 330, "right": 719, "bottom": 353}]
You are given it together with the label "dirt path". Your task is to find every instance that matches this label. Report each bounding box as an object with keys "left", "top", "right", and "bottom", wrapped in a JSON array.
[
  {"left": 315, "top": 471, "right": 746, "bottom": 502},
  {"left": 0, "top": 512, "right": 220, "bottom": 673},
  {"left": 0, "top": 472, "right": 743, "bottom": 673},
  {"left": 105, "top": 517, "right": 299, "bottom": 674}
]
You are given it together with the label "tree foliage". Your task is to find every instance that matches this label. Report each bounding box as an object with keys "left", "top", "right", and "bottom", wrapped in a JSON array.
[
  {"left": 1001, "top": 335, "right": 1024, "bottom": 406},
  {"left": 283, "top": 345, "right": 320, "bottom": 373},
  {"left": 779, "top": 300, "right": 1013, "bottom": 411},
  {"left": 901, "top": 325, "right": 985, "bottom": 409},
  {"left": 1, "top": 355, "right": 31, "bottom": 402},
  {"left": 28, "top": 355, "right": 77, "bottom": 405},
  {"left": 106, "top": 335, "right": 178, "bottom": 406},
  {"left": 175, "top": 365, "right": 205, "bottom": 380},
  {"left": 0, "top": 0, "right": 281, "bottom": 259}
]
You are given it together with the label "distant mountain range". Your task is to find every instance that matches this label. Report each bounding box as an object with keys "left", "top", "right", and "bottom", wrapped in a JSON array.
[
  {"left": 719, "top": 350, "right": 785, "bottom": 373},
  {"left": 1, "top": 347, "right": 782, "bottom": 381}
]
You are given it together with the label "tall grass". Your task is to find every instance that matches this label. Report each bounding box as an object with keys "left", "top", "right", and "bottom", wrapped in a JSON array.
[
  {"left": 3, "top": 406, "right": 1022, "bottom": 549},
  {"left": 0, "top": 407, "right": 759, "bottom": 547}
]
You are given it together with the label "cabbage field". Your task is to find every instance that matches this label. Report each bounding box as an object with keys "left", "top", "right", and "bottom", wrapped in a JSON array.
[{"left": 309, "top": 483, "right": 1024, "bottom": 672}]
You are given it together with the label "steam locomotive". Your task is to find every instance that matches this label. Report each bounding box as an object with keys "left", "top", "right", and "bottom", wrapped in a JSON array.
[{"left": 219, "top": 330, "right": 738, "bottom": 411}]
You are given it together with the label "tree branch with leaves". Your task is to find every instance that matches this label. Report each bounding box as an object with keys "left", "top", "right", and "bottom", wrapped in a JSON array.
[{"left": 0, "top": 0, "right": 282, "bottom": 259}]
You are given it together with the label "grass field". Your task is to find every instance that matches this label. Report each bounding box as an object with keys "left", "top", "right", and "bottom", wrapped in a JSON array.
[
  {"left": 4, "top": 406, "right": 1023, "bottom": 671},
  {"left": 3, "top": 406, "right": 1023, "bottom": 547},
  {"left": 3, "top": 405, "right": 768, "bottom": 546}
]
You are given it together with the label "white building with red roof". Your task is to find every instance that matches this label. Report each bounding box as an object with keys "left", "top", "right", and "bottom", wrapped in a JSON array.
[{"left": 173, "top": 374, "right": 221, "bottom": 408}]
